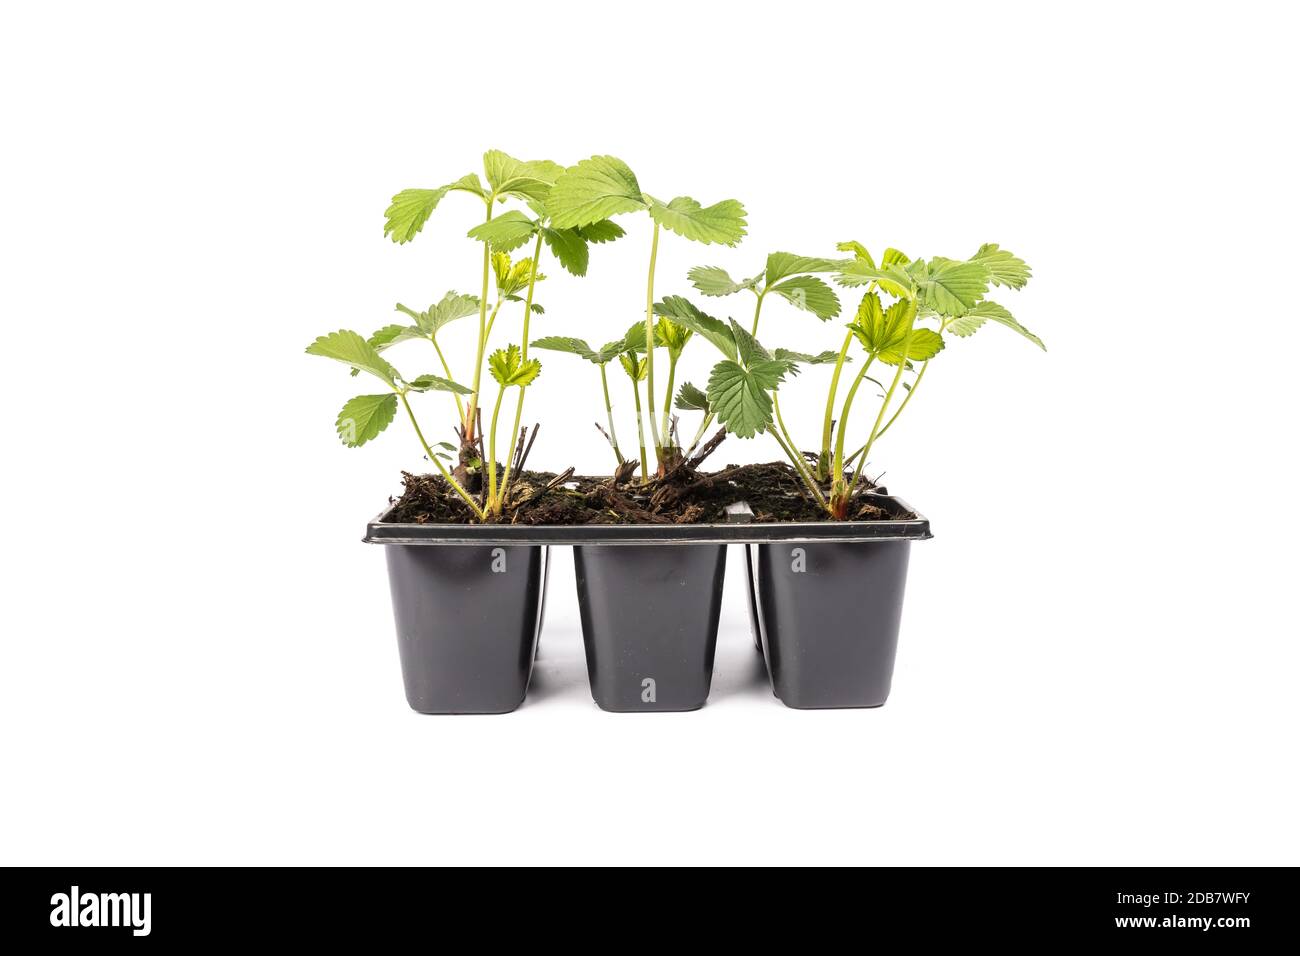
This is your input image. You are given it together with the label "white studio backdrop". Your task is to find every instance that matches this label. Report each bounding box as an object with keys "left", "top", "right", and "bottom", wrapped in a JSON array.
[{"left": 1, "top": 1, "right": 1297, "bottom": 865}]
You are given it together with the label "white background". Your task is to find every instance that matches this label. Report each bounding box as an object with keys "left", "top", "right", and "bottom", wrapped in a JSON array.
[{"left": 2, "top": 1, "right": 1297, "bottom": 866}]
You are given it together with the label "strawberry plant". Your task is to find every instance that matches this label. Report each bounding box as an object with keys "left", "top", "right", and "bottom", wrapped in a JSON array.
[
  {"left": 307, "top": 150, "right": 624, "bottom": 520},
  {"left": 670, "top": 241, "right": 1041, "bottom": 518},
  {"left": 545, "top": 156, "right": 747, "bottom": 475}
]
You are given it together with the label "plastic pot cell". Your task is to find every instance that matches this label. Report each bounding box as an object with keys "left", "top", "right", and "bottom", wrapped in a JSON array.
[
  {"left": 747, "top": 538, "right": 917, "bottom": 709},
  {"left": 573, "top": 544, "right": 726, "bottom": 713},
  {"left": 381, "top": 544, "right": 548, "bottom": 714}
]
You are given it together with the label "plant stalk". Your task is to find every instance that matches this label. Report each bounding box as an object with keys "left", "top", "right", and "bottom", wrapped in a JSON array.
[
  {"left": 465, "top": 194, "right": 496, "bottom": 440},
  {"left": 431, "top": 336, "right": 465, "bottom": 421},
  {"left": 630, "top": 369, "right": 649, "bottom": 482},
  {"left": 848, "top": 330, "right": 914, "bottom": 498},
  {"left": 495, "top": 232, "right": 545, "bottom": 510},
  {"left": 399, "top": 390, "right": 484, "bottom": 519},
  {"left": 643, "top": 221, "right": 662, "bottom": 467},
  {"left": 600, "top": 364, "right": 624, "bottom": 466},
  {"left": 818, "top": 329, "right": 856, "bottom": 480}
]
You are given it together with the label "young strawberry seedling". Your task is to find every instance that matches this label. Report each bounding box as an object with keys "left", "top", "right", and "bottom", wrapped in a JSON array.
[
  {"left": 546, "top": 155, "right": 747, "bottom": 476},
  {"left": 308, "top": 150, "right": 623, "bottom": 520}
]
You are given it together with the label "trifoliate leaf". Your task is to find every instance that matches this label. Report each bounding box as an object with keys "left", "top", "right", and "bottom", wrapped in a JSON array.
[
  {"left": 706, "top": 359, "right": 788, "bottom": 438},
  {"left": 307, "top": 330, "right": 398, "bottom": 386},
  {"left": 487, "top": 344, "right": 542, "bottom": 387},
  {"left": 769, "top": 275, "right": 840, "bottom": 319},
  {"left": 836, "top": 260, "right": 916, "bottom": 299},
  {"left": 368, "top": 323, "right": 425, "bottom": 352},
  {"left": 547, "top": 155, "right": 647, "bottom": 228},
  {"left": 407, "top": 373, "right": 473, "bottom": 394},
  {"left": 541, "top": 227, "right": 590, "bottom": 276},
  {"left": 423, "top": 292, "right": 482, "bottom": 336},
  {"left": 848, "top": 297, "right": 944, "bottom": 365},
  {"left": 656, "top": 316, "right": 692, "bottom": 354},
  {"left": 675, "top": 381, "right": 710, "bottom": 412},
  {"left": 919, "top": 257, "right": 989, "bottom": 315},
  {"left": 530, "top": 336, "right": 598, "bottom": 362},
  {"left": 729, "top": 318, "right": 772, "bottom": 367},
  {"left": 482, "top": 150, "right": 564, "bottom": 203},
  {"left": 969, "top": 243, "right": 1031, "bottom": 290},
  {"left": 653, "top": 296, "right": 736, "bottom": 360},
  {"left": 688, "top": 265, "right": 763, "bottom": 297},
  {"left": 383, "top": 175, "right": 485, "bottom": 243},
  {"left": 618, "top": 352, "right": 648, "bottom": 381},
  {"left": 492, "top": 253, "right": 545, "bottom": 297},
  {"left": 764, "top": 252, "right": 841, "bottom": 285},
  {"left": 467, "top": 210, "right": 538, "bottom": 252},
  {"left": 335, "top": 394, "right": 397, "bottom": 447},
  {"left": 648, "top": 196, "right": 747, "bottom": 246},
  {"left": 947, "top": 300, "right": 1045, "bottom": 350},
  {"left": 577, "top": 219, "right": 626, "bottom": 243}
]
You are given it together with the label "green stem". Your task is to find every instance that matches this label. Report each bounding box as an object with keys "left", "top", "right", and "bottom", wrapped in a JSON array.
[
  {"left": 466, "top": 194, "right": 496, "bottom": 439},
  {"left": 849, "top": 329, "right": 915, "bottom": 497},
  {"left": 496, "top": 232, "right": 545, "bottom": 509},
  {"left": 659, "top": 351, "right": 678, "bottom": 445},
  {"left": 819, "top": 329, "right": 856, "bottom": 479},
  {"left": 750, "top": 289, "right": 767, "bottom": 336},
  {"left": 431, "top": 336, "right": 465, "bottom": 422},
  {"left": 774, "top": 392, "right": 823, "bottom": 503},
  {"left": 687, "top": 412, "right": 714, "bottom": 455},
  {"left": 832, "top": 354, "right": 876, "bottom": 481},
  {"left": 643, "top": 221, "right": 662, "bottom": 465},
  {"left": 630, "top": 371, "right": 649, "bottom": 482},
  {"left": 600, "top": 364, "right": 624, "bottom": 466},
  {"left": 771, "top": 428, "right": 827, "bottom": 509},
  {"left": 399, "top": 391, "right": 484, "bottom": 520},
  {"left": 481, "top": 298, "right": 504, "bottom": 352},
  {"left": 486, "top": 384, "right": 506, "bottom": 509},
  {"left": 871, "top": 357, "right": 929, "bottom": 444}
]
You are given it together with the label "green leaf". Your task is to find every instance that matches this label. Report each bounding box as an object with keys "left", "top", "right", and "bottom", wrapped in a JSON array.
[
  {"left": 488, "top": 344, "right": 542, "bottom": 387},
  {"left": 675, "top": 381, "right": 710, "bottom": 412},
  {"left": 969, "top": 243, "right": 1031, "bottom": 290},
  {"left": 836, "top": 260, "right": 916, "bottom": 298},
  {"left": 383, "top": 176, "right": 485, "bottom": 243},
  {"left": 307, "top": 330, "right": 397, "bottom": 386},
  {"left": 848, "top": 297, "right": 945, "bottom": 365},
  {"left": 947, "top": 300, "right": 1045, "bottom": 350},
  {"left": 881, "top": 247, "right": 910, "bottom": 268},
  {"left": 657, "top": 316, "right": 693, "bottom": 356},
  {"left": 836, "top": 240, "right": 874, "bottom": 267},
  {"left": 335, "top": 394, "right": 397, "bottom": 448},
  {"left": 769, "top": 275, "right": 840, "bottom": 319},
  {"left": 576, "top": 220, "right": 626, "bottom": 243},
  {"left": 919, "top": 257, "right": 989, "bottom": 315},
  {"left": 421, "top": 292, "right": 481, "bottom": 336},
  {"left": 729, "top": 318, "right": 772, "bottom": 367},
  {"left": 530, "top": 335, "right": 598, "bottom": 362},
  {"left": 648, "top": 195, "right": 747, "bottom": 246},
  {"left": 706, "top": 359, "right": 788, "bottom": 438},
  {"left": 541, "top": 227, "right": 590, "bottom": 276},
  {"left": 483, "top": 150, "right": 564, "bottom": 203},
  {"left": 764, "top": 251, "right": 841, "bottom": 285},
  {"left": 592, "top": 339, "right": 627, "bottom": 363},
  {"left": 467, "top": 210, "right": 537, "bottom": 252},
  {"left": 652, "top": 296, "right": 736, "bottom": 360},
  {"left": 618, "top": 352, "right": 647, "bottom": 381},
  {"left": 492, "top": 252, "right": 544, "bottom": 297},
  {"left": 367, "top": 323, "right": 425, "bottom": 352},
  {"left": 547, "top": 155, "right": 647, "bottom": 228},
  {"left": 407, "top": 373, "right": 473, "bottom": 394},
  {"left": 687, "top": 265, "right": 762, "bottom": 297},
  {"left": 774, "top": 348, "right": 845, "bottom": 365}
]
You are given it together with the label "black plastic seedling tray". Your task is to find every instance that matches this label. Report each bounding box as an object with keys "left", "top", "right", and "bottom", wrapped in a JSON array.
[{"left": 364, "top": 495, "right": 931, "bottom": 713}]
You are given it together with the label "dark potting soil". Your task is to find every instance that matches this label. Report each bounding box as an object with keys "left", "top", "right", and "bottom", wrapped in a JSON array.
[{"left": 384, "top": 461, "right": 908, "bottom": 525}]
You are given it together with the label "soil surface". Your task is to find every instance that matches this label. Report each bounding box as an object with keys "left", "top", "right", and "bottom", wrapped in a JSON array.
[{"left": 384, "top": 461, "right": 908, "bottom": 525}]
